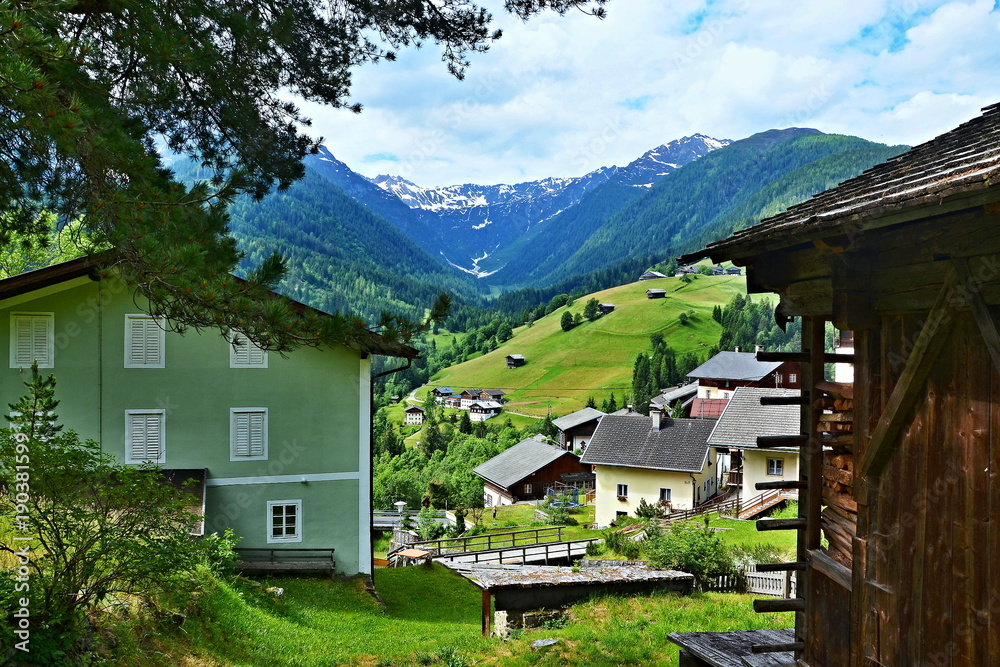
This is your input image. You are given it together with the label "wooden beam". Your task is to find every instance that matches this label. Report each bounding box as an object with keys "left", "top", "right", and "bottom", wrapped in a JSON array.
[
  {"left": 482, "top": 588, "right": 492, "bottom": 637},
  {"left": 751, "top": 642, "right": 806, "bottom": 654},
  {"left": 857, "top": 271, "right": 959, "bottom": 494},
  {"left": 756, "top": 562, "right": 807, "bottom": 572},
  {"left": 755, "top": 480, "right": 807, "bottom": 491},
  {"left": 757, "top": 435, "right": 808, "bottom": 448},
  {"left": 760, "top": 394, "right": 811, "bottom": 406},
  {"left": 756, "top": 351, "right": 855, "bottom": 364},
  {"left": 954, "top": 256, "right": 1000, "bottom": 373},
  {"left": 808, "top": 549, "right": 853, "bottom": 592},
  {"left": 757, "top": 518, "right": 806, "bottom": 531},
  {"left": 753, "top": 598, "right": 806, "bottom": 613},
  {"left": 805, "top": 317, "right": 825, "bottom": 554}
]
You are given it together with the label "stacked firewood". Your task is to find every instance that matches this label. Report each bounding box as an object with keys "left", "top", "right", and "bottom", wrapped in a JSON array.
[{"left": 817, "top": 381, "right": 856, "bottom": 567}]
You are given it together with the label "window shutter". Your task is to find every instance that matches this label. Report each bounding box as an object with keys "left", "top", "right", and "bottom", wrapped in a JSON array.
[
  {"left": 232, "top": 409, "right": 266, "bottom": 458},
  {"left": 12, "top": 315, "right": 52, "bottom": 367},
  {"left": 231, "top": 333, "right": 266, "bottom": 367},
  {"left": 248, "top": 412, "right": 265, "bottom": 456},
  {"left": 128, "top": 413, "right": 162, "bottom": 462},
  {"left": 126, "top": 316, "right": 163, "bottom": 367}
]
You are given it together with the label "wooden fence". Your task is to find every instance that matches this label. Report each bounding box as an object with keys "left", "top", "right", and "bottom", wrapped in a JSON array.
[{"left": 704, "top": 570, "right": 797, "bottom": 597}]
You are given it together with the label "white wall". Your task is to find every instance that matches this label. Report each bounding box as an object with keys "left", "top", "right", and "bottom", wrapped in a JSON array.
[{"left": 741, "top": 449, "right": 799, "bottom": 504}]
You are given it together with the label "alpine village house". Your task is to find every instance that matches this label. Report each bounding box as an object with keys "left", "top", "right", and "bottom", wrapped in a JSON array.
[
  {"left": 0, "top": 256, "right": 416, "bottom": 576},
  {"left": 670, "top": 102, "right": 1000, "bottom": 666}
]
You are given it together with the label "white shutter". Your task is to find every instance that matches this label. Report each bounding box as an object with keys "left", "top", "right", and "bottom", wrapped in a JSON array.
[
  {"left": 231, "top": 408, "right": 267, "bottom": 459},
  {"left": 125, "top": 315, "right": 164, "bottom": 368},
  {"left": 126, "top": 411, "right": 164, "bottom": 463},
  {"left": 230, "top": 333, "right": 267, "bottom": 368},
  {"left": 11, "top": 314, "right": 53, "bottom": 368}
]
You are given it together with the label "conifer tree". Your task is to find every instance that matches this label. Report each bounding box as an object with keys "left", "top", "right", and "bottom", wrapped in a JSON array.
[{"left": 1, "top": 0, "right": 607, "bottom": 351}]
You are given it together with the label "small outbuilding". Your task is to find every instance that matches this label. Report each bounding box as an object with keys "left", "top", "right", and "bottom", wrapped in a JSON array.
[
  {"left": 598, "top": 303, "right": 616, "bottom": 314},
  {"left": 646, "top": 288, "right": 667, "bottom": 299},
  {"left": 506, "top": 354, "right": 526, "bottom": 369}
]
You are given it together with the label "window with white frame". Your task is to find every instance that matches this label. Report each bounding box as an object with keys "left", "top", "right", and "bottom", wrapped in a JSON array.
[
  {"left": 659, "top": 488, "right": 672, "bottom": 503},
  {"left": 124, "top": 315, "right": 165, "bottom": 368},
  {"left": 523, "top": 483, "right": 532, "bottom": 495},
  {"left": 267, "top": 500, "right": 302, "bottom": 543},
  {"left": 125, "top": 410, "right": 165, "bottom": 464},
  {"left": 231, "top": 408, "right": 268, "bottom": 460},
  {"left": 10, "top": 313, "right": 54, "bottom": 369},
  {"left": 767, "top": 457, "right": 784, "bottom": 476},
  {"left": 616, "top": 483, "right": 628, "bottom": 498},
  {"left": 789, "top": 373, "right": 797, "bottom": 383},
  {"left": 230, "top": 332, "right": 267, "bottom": 368}
]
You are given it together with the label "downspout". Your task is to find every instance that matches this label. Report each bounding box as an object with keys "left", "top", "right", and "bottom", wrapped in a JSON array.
[
  {"left": 689, "top": 473, "right": 698, "bottom": 508},
  {"left": 366, "top": 357, "right": 414, "bottom": 595}
]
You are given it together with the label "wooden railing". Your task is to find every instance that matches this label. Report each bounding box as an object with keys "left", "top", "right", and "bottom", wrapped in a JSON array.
[
  {"left": 403, "top": 526, "right": 565, "bottom": 556},
  {"left": 437, "top": 538, "right": 599, "bottom": 565}
]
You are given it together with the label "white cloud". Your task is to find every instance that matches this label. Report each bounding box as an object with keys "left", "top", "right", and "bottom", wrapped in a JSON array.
[{"left": 300, "top": 0, "right": 1000, "bottom": 186}]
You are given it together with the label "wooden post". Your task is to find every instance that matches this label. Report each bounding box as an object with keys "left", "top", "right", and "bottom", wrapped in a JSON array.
[{"left": 481, "top": 588, "right": 491, "bottom": 637}]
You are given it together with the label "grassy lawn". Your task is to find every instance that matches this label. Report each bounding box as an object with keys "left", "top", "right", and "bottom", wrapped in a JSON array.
[
  {"left": 475, "top": 504, "right": 599, "bottom": 542},
  {"left": 423, "top": 276, "right": 751, "bottom": 417},
  {"left": 124, "top": 564, "right": 791, "bottom": 667}
]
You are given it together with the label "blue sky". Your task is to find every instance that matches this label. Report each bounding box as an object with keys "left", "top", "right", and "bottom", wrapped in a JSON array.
[{"left": 298, "top": 0, "right": 1000, "bottom": 187}]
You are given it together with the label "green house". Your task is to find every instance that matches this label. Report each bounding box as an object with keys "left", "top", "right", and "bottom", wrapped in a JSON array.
[{"left": 0, "top": 257, "right": 416, "bottom": 575}]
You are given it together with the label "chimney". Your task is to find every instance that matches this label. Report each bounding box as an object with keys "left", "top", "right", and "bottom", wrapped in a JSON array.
[
  {"left": 755, "top": 345, "right": 763, "bottom": 355},
  {"left": 650, "top": 407, "right": 661, "bottom": 432},
  {"left": 734, "top": 346, "right": 741, "bottom": 353}
]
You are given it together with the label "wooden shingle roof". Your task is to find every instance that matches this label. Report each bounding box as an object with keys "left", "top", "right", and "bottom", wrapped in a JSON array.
[{"left": 680, "top": 102, "right": 1000, "bottom": 263}]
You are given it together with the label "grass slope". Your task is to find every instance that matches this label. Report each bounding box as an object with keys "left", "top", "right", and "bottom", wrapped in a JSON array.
[
  {"left": 426, "top": 275, "right": 748, "bottom": 416},
  {"left": 125, "top": 565, "right": 791, "bottom": 666}
]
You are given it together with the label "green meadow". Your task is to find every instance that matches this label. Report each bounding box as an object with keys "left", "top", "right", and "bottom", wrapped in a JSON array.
[{"left": 424, "top": 275, "right": 748, "bottom": 416}]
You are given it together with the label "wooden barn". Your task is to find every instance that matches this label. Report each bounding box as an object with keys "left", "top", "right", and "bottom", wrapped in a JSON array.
[
  {"left": 646, "top": 288, "right": 667, "bottom": 299},
  {"left": 506, "top": 354, "right": 526, "bottom": 369},
  {"left": 671, "top": 102, "right": 1000, "bottom": 665}
]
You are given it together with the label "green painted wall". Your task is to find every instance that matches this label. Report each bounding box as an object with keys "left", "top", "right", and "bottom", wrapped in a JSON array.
[{"left": 0, "top": 275, "right": 370, "bottom": 574}]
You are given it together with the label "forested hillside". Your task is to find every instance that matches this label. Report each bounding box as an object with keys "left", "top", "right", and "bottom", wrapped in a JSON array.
[
  {"left": 173, "top": 160, "right": 480, "bottom": 323},
  {"left": 535, "top": 130, "right": 906, "bottom": 287}
]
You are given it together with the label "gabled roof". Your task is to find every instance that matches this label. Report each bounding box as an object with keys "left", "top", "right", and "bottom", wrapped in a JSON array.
[
  {"left": 681, "top": 102, "right": 1000, "bottom": 264},
  {"left": 404, "top": 405, "right": 425, "bottom": 413},
  {"left": 640, "top": 270, "right": 667, "bottom": 279},
  {"left": 470, "top": 400, "right": 503, "bottom": 410},
  {"left": 481, "top": 389, "right": 506, "bottom": 397},
  {"left": 433, "top": 386, "right": 454, "bottom": 394},
  {"left": 473, "top": 437, "right": 574, "bottom": 489},
  {"left": 460, "top": 388, "right": 485, "bottom": 397},
  {"left": 646, "top": 288, "right": 667, "bottom": 295},
  {"left": 687, "top": 351, "right": 782, "bottom": 382},
  {"left": 506, "top": 354, "right": 526, "bottom": 360},
  {"left": 651, "top": 382, "right": 699, "bottom": 407},
  {"left": 0, "top": 255, "right": 418, "bottom": 358},
  {"left": 707, "top": 387, "right": 801, "bottom": 448},
  {"left": 581, "top": 415, "right": 715, "bottom": 473},
  {"left": 551, "top": 407, "right": 605, "bottom": 432}
]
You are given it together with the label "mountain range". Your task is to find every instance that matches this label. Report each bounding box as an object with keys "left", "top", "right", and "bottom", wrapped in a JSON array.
[{"left": 208, "top": 127, "right": 906, "bottom": 321}]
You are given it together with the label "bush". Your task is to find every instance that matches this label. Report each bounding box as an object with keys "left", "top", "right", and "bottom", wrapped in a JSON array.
[
  {"left": 585, "top": 541, "right": 605, "bottom": 557},
  {"left": 645, "top": 524, "right": 736, "bottom": 589},
  {"left": 635, "top": 497, "right": 666, "bottom": 520}
]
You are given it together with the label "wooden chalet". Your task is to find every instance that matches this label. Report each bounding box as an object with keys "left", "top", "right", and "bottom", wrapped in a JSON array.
[
  {"left": 473, "top": 436, "right": 591, "bottom": 506},
  {"left": 646, "top": 288, "right": 667, "bottom": 299},
  {"left": 506, "top": 354, "right": 526, "bottom": 369},
  {"left": 673, "top": 102, "right": 1000, "bottom": 666},
  {"left": 598, "top": 303, "right": 616, "bottom": 314}
]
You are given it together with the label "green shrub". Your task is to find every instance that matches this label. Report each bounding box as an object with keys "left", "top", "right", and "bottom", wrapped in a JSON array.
[
  {"left": 645, "top": 524, "right": 735, "bottom": 589},
  {"left": 585, "top": 541, "right": 605, "bottom": 557}
]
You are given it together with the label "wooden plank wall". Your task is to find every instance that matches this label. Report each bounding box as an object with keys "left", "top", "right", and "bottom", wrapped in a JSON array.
[{"left": 854, "top": 312, "right": 997, "bottom": 665}]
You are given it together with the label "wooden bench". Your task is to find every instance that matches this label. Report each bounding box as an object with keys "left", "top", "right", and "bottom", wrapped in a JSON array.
[{"left": 235, "top": 548, "right": 336, "bottom": 578}]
